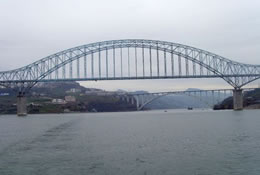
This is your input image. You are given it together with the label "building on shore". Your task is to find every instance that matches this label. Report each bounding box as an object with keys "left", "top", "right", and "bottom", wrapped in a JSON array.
[
  {"left": 65, "top": 96, "right": 76, "bottom": 102},
  {"left": 52, "top": 99, "right": 67, "bottom": 104},
  {"left": 66, "top": 88, "right": 81, "bottom": 93}
]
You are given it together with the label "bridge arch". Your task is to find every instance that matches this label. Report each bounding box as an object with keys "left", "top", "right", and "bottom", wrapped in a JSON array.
[
  {"left": 0, "top": 39, "right": 260, "bottom": 90},
  {"left": 137, "top": 92, "right": 216, "bottom": 110}
]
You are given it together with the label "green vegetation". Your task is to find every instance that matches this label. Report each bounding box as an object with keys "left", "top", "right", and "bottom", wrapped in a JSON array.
[
  {"left": 214, "top": 88, "right": 260, "bottom": 110},
  {"left": 0, "top": 82, "right": 136, "bottom": 114}
]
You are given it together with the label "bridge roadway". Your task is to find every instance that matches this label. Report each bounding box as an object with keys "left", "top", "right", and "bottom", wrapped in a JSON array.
[{"left": 0, "top": 39, "right": 259, "bottom": 115}]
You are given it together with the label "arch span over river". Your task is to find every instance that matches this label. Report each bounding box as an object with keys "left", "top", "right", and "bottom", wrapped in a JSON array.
[{"left": 0, "top": 39, "right": 259, "bottom": 115}]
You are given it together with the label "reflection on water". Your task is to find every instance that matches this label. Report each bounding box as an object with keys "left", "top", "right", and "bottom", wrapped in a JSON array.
[{"left": 0, "top": 110, "right": 260, "bottom": 175}]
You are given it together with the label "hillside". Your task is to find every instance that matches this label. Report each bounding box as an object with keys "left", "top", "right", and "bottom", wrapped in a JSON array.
[
  {"left": 213, "top": 88, "right": 260, "bottom": 110},
  {"left": 0, "top": 82, "right": 136, "bottom": 114}
]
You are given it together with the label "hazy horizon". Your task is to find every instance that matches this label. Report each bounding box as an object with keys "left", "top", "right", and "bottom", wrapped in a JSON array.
[{"left": 1, "top": 0, "right": 260, "bottom": 91}]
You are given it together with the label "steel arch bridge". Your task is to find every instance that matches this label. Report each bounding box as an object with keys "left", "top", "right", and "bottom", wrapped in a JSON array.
[
  {"left": 121, "top": 88, "right": 236, "bottom": 110},
  {"left": 1, "top": 39, "right": 260, "bottom": 90},
  {"left": 0, "top": 39, "right": 260, "bottom": 115},
  {"left": 120, "top": 88, "right": 255, "bottom": 110}
]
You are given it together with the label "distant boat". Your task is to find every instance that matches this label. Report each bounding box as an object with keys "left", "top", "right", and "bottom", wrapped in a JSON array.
[{"left": 187, "top": 107, "right": 193, "bottom": 110}]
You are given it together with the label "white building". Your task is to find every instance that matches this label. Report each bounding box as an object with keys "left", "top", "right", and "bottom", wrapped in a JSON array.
[
  {"left": 52, "top": 99, "right": 67, "bottom": 104},
  {"left": 66, "top": 88, "right": 81, "bottom": 93},
  {"left": 65, "top": 96, "right": 76, "bottom": 102},
  {"left": 0, "top": 93, "right": 9, "bottom": 96}
]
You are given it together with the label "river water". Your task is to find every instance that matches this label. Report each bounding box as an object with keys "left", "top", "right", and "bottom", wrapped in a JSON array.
[{"left": 0, "top": 110, "right": 260, "bottom": 175}]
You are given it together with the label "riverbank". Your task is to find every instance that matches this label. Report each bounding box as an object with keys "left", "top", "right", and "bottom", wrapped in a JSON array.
[{"left": 214, "top": 88, "right": 260, "bottom": 110}]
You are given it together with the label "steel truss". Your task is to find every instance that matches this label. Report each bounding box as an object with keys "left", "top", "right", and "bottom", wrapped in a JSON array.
[{"left": 0, "top": 39, "right": 260, "bottom": 93}]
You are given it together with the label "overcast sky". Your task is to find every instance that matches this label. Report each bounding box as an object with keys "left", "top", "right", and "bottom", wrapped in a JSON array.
[{"left": 1, "top": 0, "right": 260, "bottom": 92}]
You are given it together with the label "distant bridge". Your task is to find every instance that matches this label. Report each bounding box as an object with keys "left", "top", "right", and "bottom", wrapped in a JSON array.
[
  {"left": 0, "top": 39, "right": 259, "bottom": 115},
  {"left": 120, "top": 88, "right": 255, "bottom": 110}
]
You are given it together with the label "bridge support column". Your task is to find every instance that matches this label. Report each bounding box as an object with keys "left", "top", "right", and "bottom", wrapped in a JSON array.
[
  {"left": 233, "top": 89, "right": 243, "bottom": 111},
  {"left": 126, "top": 96, "right": 130, "bottom": 103},
  {"left": 17, "top": 95, "right": 27, "bottom": 116},
  {"left": 135, "top": 96, "right": 140, "bottom": 111},
  {"left": 131, "top": 97, "right": 135, "bottom": 105}
]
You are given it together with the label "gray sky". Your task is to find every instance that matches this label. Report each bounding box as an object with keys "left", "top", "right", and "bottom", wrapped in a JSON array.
[{"left": 1, "top": 0, "right": 260, "bottom": 92}]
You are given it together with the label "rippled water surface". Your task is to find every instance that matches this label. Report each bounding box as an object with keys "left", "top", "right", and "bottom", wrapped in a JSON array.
[{"left": 1, "top": 110, "right": 260, "bottom": 175}]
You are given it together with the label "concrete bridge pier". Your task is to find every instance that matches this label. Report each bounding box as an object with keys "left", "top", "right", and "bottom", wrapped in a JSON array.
[
  {"left": 134, "top": 96, "right": 140, "bottom": 111},
  {"left": 17, "top": 94, "right": 27, "bottom": 116},
  {"left": 131, "top": 97, "right": 135, "bottom": 105},
  {"left": 126, "top": 96, "right": 130, "bottom": 103},
  {"left": 233, "top": 89, "right": 243, "bottom": 110}
]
